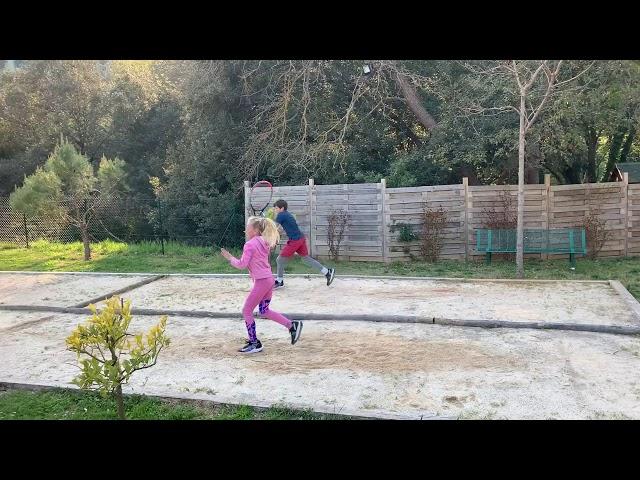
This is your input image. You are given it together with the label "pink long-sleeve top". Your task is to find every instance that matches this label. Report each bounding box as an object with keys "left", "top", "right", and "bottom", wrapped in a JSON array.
[{"left": 229, "top": 236, "right": 273, "bottom": 280}]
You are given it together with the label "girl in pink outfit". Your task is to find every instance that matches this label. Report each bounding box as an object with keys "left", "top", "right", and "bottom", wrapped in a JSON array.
[{"left": 221, "top": 216, "right": 303, "bottom": 353}]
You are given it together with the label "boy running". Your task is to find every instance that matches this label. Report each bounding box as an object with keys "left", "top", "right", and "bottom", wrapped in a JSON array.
[{"left": 272, "top": 199, "right": 335, "bottom": 289}]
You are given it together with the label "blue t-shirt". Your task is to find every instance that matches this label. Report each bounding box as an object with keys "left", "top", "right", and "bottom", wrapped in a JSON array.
[{"left": 275, "top": 211, "right": 303, "bottom": 240}]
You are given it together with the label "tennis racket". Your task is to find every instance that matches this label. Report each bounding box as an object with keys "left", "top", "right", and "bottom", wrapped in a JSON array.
[{"left": 249, "top": 180, "right": 274, "bottom": 217}]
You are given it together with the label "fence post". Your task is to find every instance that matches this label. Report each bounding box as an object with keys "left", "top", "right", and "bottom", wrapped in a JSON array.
[
  {"left": 244, "top": 181, "right": 250, "bottom": 227},
  {"left": 381, "top": 178, "right": 389, "bottom": 263},
  {"left": 543, "top": 174, "right": 551, "bottom": 260},
  {"left": 159, "top": 203, "right": 165, "bottom": 255},
  {"left": 463, "top": 177, "right": 469, "bottom": 261},
  {"left": 624, "top": 171, "right": 629, "bottom": 257},
  {"left": 23, "top": 214, "right": 29, "bottom": 248},
  {"left": 308, "top": 178, "right": 315, "bottom": 257}
]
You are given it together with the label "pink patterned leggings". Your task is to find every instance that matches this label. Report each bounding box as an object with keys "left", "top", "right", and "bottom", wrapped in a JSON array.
[{"left": 242, "top": 277, "right": 292, "bottom": 342}]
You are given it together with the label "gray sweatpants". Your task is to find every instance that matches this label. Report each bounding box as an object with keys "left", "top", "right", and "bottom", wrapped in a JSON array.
[{"left": 276, "top": 254, "right": 326, "bottom": 279}]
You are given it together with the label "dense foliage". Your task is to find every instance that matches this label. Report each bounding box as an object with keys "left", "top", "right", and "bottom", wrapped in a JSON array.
[{"left": 2, "top": 60, "right": 638, "bottom": 247}]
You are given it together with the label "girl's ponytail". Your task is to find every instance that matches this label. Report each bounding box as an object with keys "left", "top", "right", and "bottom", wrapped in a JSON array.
[{"left": 247, "top": 216, "right": 280, "bottom": 248}]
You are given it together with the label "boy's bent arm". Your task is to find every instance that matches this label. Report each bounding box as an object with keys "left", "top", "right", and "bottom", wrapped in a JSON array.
[{"left": 274, "top": 212, "right": 285, "bottom": 233}]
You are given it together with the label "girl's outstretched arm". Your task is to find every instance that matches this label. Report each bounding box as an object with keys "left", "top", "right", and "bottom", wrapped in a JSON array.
[{"left": 226, "top": 243, "right": 254, "bottom": 270}]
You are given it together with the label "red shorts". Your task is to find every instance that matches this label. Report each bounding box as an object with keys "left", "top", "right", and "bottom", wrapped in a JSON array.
[{"left": 279, "top": 237, "right": 308, "bottom": 257}]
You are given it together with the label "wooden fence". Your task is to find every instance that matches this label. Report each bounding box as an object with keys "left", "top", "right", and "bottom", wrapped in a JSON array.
[{"left": 244, "top": 173, "right": 640, "bottom": 262}]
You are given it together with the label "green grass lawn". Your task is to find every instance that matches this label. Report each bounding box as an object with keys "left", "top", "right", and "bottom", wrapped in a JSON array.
[
  {"left": 1, "top": 239, "right": 639, "bottom": 299},
  {"left": 0, "top": 388, "right": 345, "bottom": 420}
]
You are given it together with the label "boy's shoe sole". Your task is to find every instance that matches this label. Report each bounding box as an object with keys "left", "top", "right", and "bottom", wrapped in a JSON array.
[
  {"left": 326, "top": 269, "right": 335, "bottom": 286},
  {"left": 290, "top": 320, "right": 303, "bottom": 345}
]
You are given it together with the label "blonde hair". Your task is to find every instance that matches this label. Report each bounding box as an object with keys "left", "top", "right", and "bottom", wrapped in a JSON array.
[{"left": 247, "top": 216, "right": 280, "bottom": 248}]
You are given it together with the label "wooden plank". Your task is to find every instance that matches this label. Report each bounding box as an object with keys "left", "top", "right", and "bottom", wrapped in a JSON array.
[
  {"left": 551, "top": 188, "right": 588, "bottom": 196},
  {"left": 316, "top": 186, "right": 380, "bottom": 197},
  {"left": 389, "top": 207, "right": 463, "bottom": 216},
  {"left": 385, "top": 196, "right": 424, "bottom": 205},
  {"left": 387, "top": 189, "right": 462, "bottom": 197},
  {"left": 387, "top": 185, "right": 463, "bottom": 194},
  {"left": 313, "top": 195, "right": 349, "bottom": 203},
  {"left": 270, "top": 189, "right": 309, "bottom": 195},
  {"left": 392, "top": 228, "right": 464, "bottom": 238},
  {"left": 552, "top": 183, "right": 620, "bottom": 192},
  {"left": 390, "top": 204, "right": 464, "bottom": 211},
  {"left": 316, "top": 236, "right": 383, "bottom": 244},
  {"left": 315, "top": 249, "right": 382, "bottom": 257},
  {"left": 334, "top": 182, "right": 380, "bottom": 189},
  {"left": 423, "top": 199, "right": 466, "bottom": 206},
  {"left": 388, "top": 248, "right": 466, "bottom": 256},
  {"left": 469, "top": 185, "right": 518, "bottom": 192},
  {"left": 552, "top": 210, "right": 589, "bottom": 218},
  {"left": 316, "top": 213, "right": 380, "bottom": 221},
  {"left": 388, "top": 249, "right": 465, "bottom": 257},
  {"left": 390, "top": 237, "right": 464, "bottom": 246},
  {"left": 471, "top": 199, "right": 544, "bottom": 207},
  {"left": 586, "top": 183, "right": 624, "bottom": 190},
  {"left": 468, "top": 205, "right": 544, "bottom": 213},
  {"left": 551, "top": 200, "right": 588, "bottom": 207},
  {"left": 552, "top": 205, "right": 609, "bottom": 213},
  {"left": 314, "top": 204, "right": 380, "bottom": 212},
  {"left": 316, "top": 240, "right": 382, "bottom": 247},
  {"left": 316, "top": 226, "right": 382, "bottom": 233},
  {"left": 316, "top": 218, "right": 381, "bottom": 226},
  {"left": 346, "top": 194, "right": 382, "bottom": 202},
  {"left": 390, "top": 222, "right": 462, "bottom": 231}
]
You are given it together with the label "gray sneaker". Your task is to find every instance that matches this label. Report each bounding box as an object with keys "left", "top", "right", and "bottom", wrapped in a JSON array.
[{"left": 238, "top": 340, "right": 263, "bottom": 354}]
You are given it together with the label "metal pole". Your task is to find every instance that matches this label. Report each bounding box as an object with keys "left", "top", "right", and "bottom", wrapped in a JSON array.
[
  {"left": 159, "top": 203, "right": 165, "bottom": 255},
  {"left": 23, "top": 214, "right": 29, "bottom": 248}
]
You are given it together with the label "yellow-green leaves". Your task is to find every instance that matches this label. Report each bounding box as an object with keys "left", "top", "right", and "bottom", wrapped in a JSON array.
[{"left": 66, "top": 296, "right": 170, "bottom": 410}]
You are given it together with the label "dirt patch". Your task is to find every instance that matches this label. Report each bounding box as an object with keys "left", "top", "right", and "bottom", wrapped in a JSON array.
[{"left": 167, "top": 331, "right": 522, "bottom": 375}]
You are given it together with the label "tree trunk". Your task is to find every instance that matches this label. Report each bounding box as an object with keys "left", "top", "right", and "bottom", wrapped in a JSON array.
[
  {"left": 619, "top": 125, "right": 636, "bottom": 163},
  {"left": 516, "top": 94, "right": 526, "bottom": 279},
  {"left": 602, "top": 127, "right": 624, "bottom": 182},
  {"left": 458, "top": 164, "right": 481, "bottom": 186},
  {"left": 114, "top": 384, "right": 126, "bottom": 420},
  {"left": 394, "top": 73, "right": 437, "bottom": 131},
  {"left": 80, "top": 224, "right": 91, "bottom": 260},
  {"left": 585, "top": 127, "right": 599, "bottom": 183},
  {"left": 525, "top": 165, "right": 540, "bottom": 184},
  {"left": 525, "top": 141, "right": 542, "bottom": 184}
]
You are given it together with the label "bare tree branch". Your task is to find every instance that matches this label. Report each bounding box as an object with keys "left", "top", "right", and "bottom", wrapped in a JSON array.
[
  {"left": 523, "top": 61, "right": 548, "bottom": 91},
  {"left": 513, "top": 60, "right": 524, "bottom": 90},
  {"left": 526, "top": 61, "right": 563, "bottom": 130}
]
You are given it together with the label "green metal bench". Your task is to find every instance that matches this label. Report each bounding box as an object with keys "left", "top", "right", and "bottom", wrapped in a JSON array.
[{"left": 476, "top": 228, "right": 587, "bottom": 267}]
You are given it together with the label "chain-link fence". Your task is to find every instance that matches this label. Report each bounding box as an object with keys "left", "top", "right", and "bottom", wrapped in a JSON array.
[{"left": 0, "top": 196, "right": 243, "bottom": 254}]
